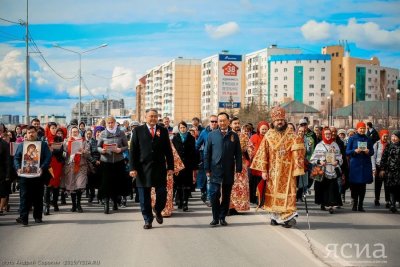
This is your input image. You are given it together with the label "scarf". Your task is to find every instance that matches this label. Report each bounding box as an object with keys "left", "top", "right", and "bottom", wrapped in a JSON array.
[
  {"left": 67, "top": 136, "right": 82, "bottom": 174},
  {"left": 322, "top": 127, "right": 334, "bottom": 145},
  {"left": 379, "top": 129, "right": 389, "bottom": 150},
  {"left": 179, "top": 132, "right": 188, "bottom": 143},
  {"left": 107, "top": 124, "right": 118, "bottom": 134}
]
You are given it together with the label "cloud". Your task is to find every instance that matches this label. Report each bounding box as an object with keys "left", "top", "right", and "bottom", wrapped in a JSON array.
[
  {"left": 109, "top": 66, "right": 135, "bottom": 92},
  {"left": 301, "top": 18, "right": 400, "bottom": 50},
  {"left": 0, "top": 50, "right": 24, "bottom": 95},
  {"left": 205, "top": 22, "right": 240, "bottom": 39}
]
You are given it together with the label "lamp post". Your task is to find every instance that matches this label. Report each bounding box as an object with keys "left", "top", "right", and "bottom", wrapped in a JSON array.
[
  {"left": 350, "top": 84, "right": 355, "bottom": 128},
  {"left": 54, "top": 43, "right": 108, "bottom": 123},
  {"left": 387, "top": 94, "right": 391, "bottom": 128},
  {"left": 396, "top": 89, "right": 400, "bottom": 129},
  {"left": 330, "top": 90, "right": 334, "bottom": 126},
  {"left": 327, "top": 96, "right": 331, "bottom": 126}
]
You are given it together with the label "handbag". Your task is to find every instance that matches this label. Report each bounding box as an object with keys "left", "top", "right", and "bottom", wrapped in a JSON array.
[
  {"left": 310, "top": 164, "right": 325, "bottom": 182},
  {"left": 334, "top": 166, "right": 342, "bottom": 178}
]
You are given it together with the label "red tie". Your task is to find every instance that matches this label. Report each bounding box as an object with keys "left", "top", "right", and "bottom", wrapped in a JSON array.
[{"left": 150, "top": 127, "right": 155, "bottom": 138}]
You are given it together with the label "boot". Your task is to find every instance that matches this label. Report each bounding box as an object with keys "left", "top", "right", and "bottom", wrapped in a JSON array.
[
  {"left": 390, "top": 193, "right": 397, "bottom": 213},
  {"left": 61, "top": 191, "right": 67, "bottom": 205},
  {"left": 53, "top": 188, "right": 60, "bottom": 212},
  {"left": 71, "top": 192, "right": 77, "bottom": 212},
  {"left": 44, "top": 186, "right": 51, "bottom": 215},
  {"left": 352, "top": 199, "right": 358, "bottom": 211},
  {"left": 358, "top": 189, "right": 366, "bottom": 212},
  {"left": 182, "top": 189, "right": 189, "bottom": 211},
  {"left": 104, "top": 198, "right": 110, "bottom": 214},
  {"left": 176, "top": 189, "right": 183, "bottom": 209},
  {"left": 76, "top": 191, "right": 83, "bottom": 213}
]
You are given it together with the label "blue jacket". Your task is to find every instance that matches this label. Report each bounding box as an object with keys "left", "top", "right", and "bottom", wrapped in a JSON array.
[
  {"left": 195, "top": 126, "right": 213, "bottom": 151},
  {"left": 346, "top": 133, "right": 374, "bottom": 184},
  {"left": 204, "top": 128, "right": 242, "bottom": 184}
]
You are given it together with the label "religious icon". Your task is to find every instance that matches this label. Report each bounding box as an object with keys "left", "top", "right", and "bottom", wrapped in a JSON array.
[{"left": 20, "top": 141, "right": 41, "bottom": 178}]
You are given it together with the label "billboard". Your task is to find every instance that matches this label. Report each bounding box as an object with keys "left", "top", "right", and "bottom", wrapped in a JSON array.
[{"left": 218, "top": 54, "right": 242, "bottom": 109}]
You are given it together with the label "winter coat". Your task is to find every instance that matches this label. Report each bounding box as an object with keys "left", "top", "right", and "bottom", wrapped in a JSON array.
[
  {"left": 172, "top": 133, "right": 198, "bottom": 187},
  {"left": 380, "top": 142, "right": 400, "bottom": 187},
  {"left": 346, "top": 133, "right": 374, "bottom": 184}
]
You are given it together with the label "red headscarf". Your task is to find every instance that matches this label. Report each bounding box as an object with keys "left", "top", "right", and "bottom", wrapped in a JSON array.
[
  {"left": 45, "top": 124, "right": 56, "bottom": 144},
  {"left": 379, "top": 129, "right": 389, "bottom": 148},
  {"left": 322, "top": 127, "right": 334, "bottom": 145},
  {"left": 256, "top": 121, "right": 269, "bottom": 135},
  {"left": 356, "top": 121, "right": 366, "bottom": 130}
]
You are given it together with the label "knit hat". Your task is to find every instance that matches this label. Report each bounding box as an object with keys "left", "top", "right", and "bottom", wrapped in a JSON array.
[
  {"left": 338, "top": 129, "right": 346, "bottom": 135},
  {"left": 93, "top": 126, "right": 105, "bottom": 137},
  {"left": 270, "top": 106, "right": 286, "bottom": 122},
  {"left": 356, "top": 122, "right": 366, "bottom": 130},
  {"left": 393, "top": 130, "right": 400, "bottom": 139},
  {"left": 347, "top": 129, "right": 355, "bottom": 135}
]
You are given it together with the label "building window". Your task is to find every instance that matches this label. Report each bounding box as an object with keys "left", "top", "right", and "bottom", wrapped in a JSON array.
[
  {"left": 321, "top": 93, "right": 325, "bottom": 97},
  {"left": 274, "top": 77, "right": 278, "bottom": 81},
  {"left": 321, "top": 101, "right": 325, "bottom": 105},
  {"left": 284, "top": 76, "right": 288, "bottom": 80},
  {"left": 284, "top": 85, "right": 287, "bottom": 89},
  {"left": 321, "top": 76, "right": 325, "bottom": 80},
  {"left": 338, "top": 81, "right": 342, "bottom": 85},
  {"left": 274, "top": 85, "right": 278, "bottom": 89},
  {"left": 321, "top": 84, "right": 326, "bottom": 89},
  {"left": 335, "top": 52, "right": 339, "bottom": 57},
  {"left": 310, "top": 67, "right": 315, "bottom": 72},
  {"left": 321, "top": 68, "right": 325, "bottom": 72},
  {"left": 284, "top": 93, "right": 287, "bottom": 97},
  {"left": 309, "top": 76, "right": 314, "bottom": 80},
  {"left": 368, "top": 69, "right": 371, "bottom": 74},
  {"left": 368, "top": 77, "right": 372, "bottom": 82},
  {"left": 309, "top": 84, "right": 314, "bottom": 89},
  {"left": 296, "top": 60, "right": 301, "bottom": 64},
  {"left": 284, "top": 68, "right": 287, "bottom": 72},
  {"left": 274, "top": 68, "right": 278, "bottom": 72},
  {"left": 309, "top": 101, "right": 314, "bottom": 106},
  {"left": 309, "top": 93, "right": 314, "bottom": 97}
]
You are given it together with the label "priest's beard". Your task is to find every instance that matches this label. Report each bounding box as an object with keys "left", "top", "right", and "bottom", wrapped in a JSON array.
[{"left": 275, "top": 122, "right": 288, "bottom": 132}]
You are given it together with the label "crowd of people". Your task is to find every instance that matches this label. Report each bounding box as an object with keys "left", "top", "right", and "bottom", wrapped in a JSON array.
[{"left": 0, "top": 107, "right": 399, "bottom": 229}]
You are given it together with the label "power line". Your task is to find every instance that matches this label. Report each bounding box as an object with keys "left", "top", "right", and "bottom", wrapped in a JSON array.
[
  {"left": 27, "top": 30, "right": 78, "bottom": 80},
  {"left": 0, "top": 17, "right": 21, "bottom": 25}
]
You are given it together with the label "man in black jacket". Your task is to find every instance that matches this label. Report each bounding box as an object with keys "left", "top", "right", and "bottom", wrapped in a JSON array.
[
  {"left": 204, "top": 112, "right": 242, "bottom": 226},
  {"left": 129, "top": 108, "right": 174, "bottom": 229},
  {"left": 366, "top": 122, "right": 380, "bottom": 144},
  {"left": 14, "top": 126, "right": 51, "bottom": 226}
]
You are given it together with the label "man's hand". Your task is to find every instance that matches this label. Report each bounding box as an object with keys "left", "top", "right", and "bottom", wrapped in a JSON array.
[
  {"left": 364, "top": 148, "right": 369, "bottom": 154},
  {"left": 355, "top": 148, "right": 361, "bottom": 154},
  {"left": 129, "top": 170, "right": 137, "bottom": 178},
  {"left": 379, "top": 170, "right": 385, "bottom": 178},
  {"left": 262, "top": 172, "right": 268, "bottom": 180}
]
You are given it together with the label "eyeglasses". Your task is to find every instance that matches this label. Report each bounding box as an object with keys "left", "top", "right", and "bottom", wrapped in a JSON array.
[{"left": 210, "top": 121, "right": 218, "bottom": 123}]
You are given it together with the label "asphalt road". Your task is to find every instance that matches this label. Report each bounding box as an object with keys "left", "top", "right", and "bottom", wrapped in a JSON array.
[{"left": 0, "top": 184, "right": 399, "bottom": 267}]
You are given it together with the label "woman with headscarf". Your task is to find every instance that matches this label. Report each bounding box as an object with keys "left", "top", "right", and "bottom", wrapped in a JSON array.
[
  {"left": 171, "top": 121, "right": 198, "bottom": 211},
  {"left": 379, "top": 131, "right": 400, "bottom": 213},
  {"left": 97, "top": 116, "right": 128, "bottom": 214},
  {"left": 346, "top": 122, "right": 374, "bottom": 212},
  {"left": 310, "top": 127, "right": 343, "bottom": 213},
  {"left": 371, "top": 129, "right": 390, "bottom": 207},
  {"left": 248, "top": 121, "right": 269, "bottom": 204},
  {"left": 63, "top": 125, "right": 90, "bottom": 212},
  {"left": 43, "top": 122, "right": 65, "bottom": 215}
]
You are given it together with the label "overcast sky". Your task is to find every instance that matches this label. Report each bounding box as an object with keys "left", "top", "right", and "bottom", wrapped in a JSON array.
[{"left": 0, "top": 0, "right": 399, "bottom": 119}]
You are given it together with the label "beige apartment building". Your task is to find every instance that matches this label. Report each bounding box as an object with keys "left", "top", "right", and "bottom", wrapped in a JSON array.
[
  {"left": 321, "top": 45, "right": 398, "bottom": 107},
  {"left": 142, "top": 58, "right": 201, "bottom": 124},
  {"left": 135, "top": 75, "right": 146, "bottom": 122}
]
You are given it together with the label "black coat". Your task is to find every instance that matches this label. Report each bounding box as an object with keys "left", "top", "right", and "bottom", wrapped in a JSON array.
[
  {"left": 0, "top": 139, "right": 10, "bottom": 182},
  {"left": 172, "top": 133, "right": 198, "bottom": 187},
  {"left": 129, "top": 124, "right": 174, "bottom": 187},
  {"left": 367, "top": 128, "right": 380, "bottom": 145}
]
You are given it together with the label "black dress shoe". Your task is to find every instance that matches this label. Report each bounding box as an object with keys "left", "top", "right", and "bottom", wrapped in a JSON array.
[
  {"left": 220, "top": 219, "right": 228, "bottom": 226},
  {"left": 34, "top": 218, "right": 43, "bottom": 223},
  {"left": 44, "top": 206, "right": 50, "bottom": 215},
  {"left": 210, "top": 220, "right": 219, "bottom": 226},
  {"left": 16, "top": 217, "right": 28, "bottom": 226},
  {"left": 282, "top": 218, "right": 296, "bottom": 228},
  {"left": 143, "top": 222, "right": 152, "bottom": 229},
  {"left": 155, "top": 212, "right": 163, "bottom": 224},
  {"left": 358, "top": 206, "right": 365, "bottom": 212},
  {"left": 270, "top": 219, "right": 279, "bottom": 226}
]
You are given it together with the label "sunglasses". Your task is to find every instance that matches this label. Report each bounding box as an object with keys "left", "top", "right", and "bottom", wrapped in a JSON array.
[{"left": 210, "top": 121, "right": 218, "bottom": 123}]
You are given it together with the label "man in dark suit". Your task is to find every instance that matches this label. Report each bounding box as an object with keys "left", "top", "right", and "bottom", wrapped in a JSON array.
[
  {"left": 366, "top": 122, "right": 380, "bottom": 144},
  {"left": 204, "top": 112, "right": 242, "bottom": 227},
  {"left": 129, "top": 108, "right": 174, "bottom": 229}
]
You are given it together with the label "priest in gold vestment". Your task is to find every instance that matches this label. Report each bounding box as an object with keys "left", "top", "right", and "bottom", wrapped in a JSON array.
[{"left": 250, "top": 106, "right": 305, "bottom": 228}]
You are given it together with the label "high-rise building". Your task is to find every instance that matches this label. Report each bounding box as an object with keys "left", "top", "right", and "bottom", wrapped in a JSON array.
[
  {"left": 201, "top": 53, "right": 245, "bottom": 120},
  {"left": 71, "top": 99, "right": 127, "bottom": 125},
  {"left": 244, "top": 45, "right": 301, "bottom": 108},
  {"left": 0, "top": 115, "right": 12, "bottom": 125},
  {"left": 268, "top": 54, "right": 331, "bottom": 111},
  {"left": 135, "top": 76, "right": 146, "bottom": 122},
  {"left": 144, "top": 58, "right": 201, "bottom": 123},
  {"left": 321, "top": 45, "right": 399, "bottom": 107}
]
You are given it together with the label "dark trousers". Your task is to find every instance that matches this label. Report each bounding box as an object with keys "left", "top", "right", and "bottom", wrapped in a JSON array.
[
  {"left": 137, "top": 186, "right": 167, "bottom": 223},
  {"left": 209, "top": 182, "right": 233, "bottom": 221},
  {"left": 374, "top": 166, "right": 389, "bottom": 202},
  {"left": 249, "top": 173, "right": 261, "bottom": 204},
  {"left": 350, "top": 183, "right": 366, "bottom": 207},
  {"left": 19, "top": 177, "right": 44, "bottom": 221}
]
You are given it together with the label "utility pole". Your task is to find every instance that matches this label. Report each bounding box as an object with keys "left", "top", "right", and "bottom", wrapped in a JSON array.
[{"left": 25, "top": 0, "right": 30, "bottom": 124}]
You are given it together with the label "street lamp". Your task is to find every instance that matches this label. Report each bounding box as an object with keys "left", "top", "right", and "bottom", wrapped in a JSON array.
[
  {"left": 54, "top": 43, "right": 108, "bottom": 123},
  {"left": 396, "top": 89, "right": 400, "bottom": 129},
  {"left": 327, "top": 96, "right": 331, "bottom": 126},
  {"left": 350, "top": 84, "right": 355, "bottom": 128},
  {"left": 387, "top": 94, "right": 391, "bottom": 128},
  {"left": 330, "top": 90, "right": 334, "bottom": 126}
]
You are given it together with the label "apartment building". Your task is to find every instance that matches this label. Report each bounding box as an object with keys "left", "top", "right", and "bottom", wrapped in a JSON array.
[
  {"left": 244, "top": 45, "right": 301, "bottom": 108},
  {"left": 268, "top": 54, "right": 331, "bottom": 112},
  {"left": 144, "top": 58, "right": 201, "bottom": 123}
]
